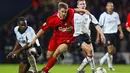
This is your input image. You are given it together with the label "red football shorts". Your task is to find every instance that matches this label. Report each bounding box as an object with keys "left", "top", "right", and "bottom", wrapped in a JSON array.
[{"left": 48, "top": 37, "right": 75, "bottom": 51}]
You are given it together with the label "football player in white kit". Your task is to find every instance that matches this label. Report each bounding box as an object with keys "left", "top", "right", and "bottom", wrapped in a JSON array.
[
  {"left": 73, "top": 0, "right": 106, "bottom": 73},
  {"left": 6, "top": 17, "right": 41, "bottom": 73},
  {"left": 97, "top": 2, "right": 124, "bottom": 71}
]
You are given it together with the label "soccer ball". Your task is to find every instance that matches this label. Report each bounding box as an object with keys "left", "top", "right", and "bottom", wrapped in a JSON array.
[{"left": 95, "top": 67, "right": 107, "bottom": 73}]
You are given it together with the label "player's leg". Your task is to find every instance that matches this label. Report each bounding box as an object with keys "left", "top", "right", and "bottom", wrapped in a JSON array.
[
  {"left": 81, "top": 42, "right": 95, "bottom": 73},
  {"left": 47, "top": 51, "right": 54, "bottom": 59},
  {"left": 42, "top": 44, "right": 68, "bottom": 73},
  {"left": 107, "top": 45, "right": 115, "bottom": 71},
  {"left": 100, "top": 34, "right": 110, "bottom": 66},
  {"left": 26, "top": 49, "right": 38, "bottom": 73},
  {"left": 100, "top": 34, "right": 115, "bottom": 71},
  {"left": 19, "top": 61, "right": 30, "bottom": 73}
]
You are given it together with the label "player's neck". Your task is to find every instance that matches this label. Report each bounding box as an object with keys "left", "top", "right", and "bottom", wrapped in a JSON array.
[
  {"left": 107, "top": 11, "right": 113, "bottom": 15},
  {"left": 57, "top": 13, "right": 63, "bottom": 19}
]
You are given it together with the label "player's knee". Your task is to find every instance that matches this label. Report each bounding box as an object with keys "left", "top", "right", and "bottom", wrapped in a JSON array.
[
  {"left": 46, "top": 55, "right": 52, "bottom": 59},
  {"left": 107, "top": 45, "right": 115, "bottom": 54}
]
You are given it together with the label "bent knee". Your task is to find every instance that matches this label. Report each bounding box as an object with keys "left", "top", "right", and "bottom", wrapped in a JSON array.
[{"left": 46, "top": 54, "right": 52, "bottom": 59}]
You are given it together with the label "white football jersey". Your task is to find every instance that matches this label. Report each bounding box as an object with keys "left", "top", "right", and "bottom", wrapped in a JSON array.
[
  {"left": 99, "top": 12, "right": 120, "bottom": 34},
  {"left": 14, "top": 26, "right": 40, "bottom": 47},
  {"left": 74, "top": 13, "right": 99, "bottom": 36}
]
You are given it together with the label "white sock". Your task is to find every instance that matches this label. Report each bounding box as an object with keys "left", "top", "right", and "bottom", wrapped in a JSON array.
[
  {"left": 87, "top": 56, "right": 95, "bottom": 70},
  {"left": 107, "top": 54, "right": 113, "bottom": 68},
  {"left": 77, "top": 58, "right": 89, "bottom": 71},
  {"left": 100, "top": 52, "right": 108, "bottom": 66},
  {"left": 28, "top": 55, "right": 38, "bottom": 72}
]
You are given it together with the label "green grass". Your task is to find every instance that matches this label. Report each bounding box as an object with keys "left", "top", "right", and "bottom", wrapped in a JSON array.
[{"left": 0, "top": 64, "right": 130, "bottom": 73}]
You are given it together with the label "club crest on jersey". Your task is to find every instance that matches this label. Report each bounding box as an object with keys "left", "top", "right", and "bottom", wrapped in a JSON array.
[{"left": 58, "top": 26, "right": 73, "bottom": 32}]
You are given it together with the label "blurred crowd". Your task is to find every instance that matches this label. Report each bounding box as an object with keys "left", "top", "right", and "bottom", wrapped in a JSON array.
[{"left": 0, "top": 0, "right": 130, "bottom": 63}]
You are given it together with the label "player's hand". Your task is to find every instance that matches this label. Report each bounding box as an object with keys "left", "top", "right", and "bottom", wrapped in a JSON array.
[
  {"left": 85, "top": 10, "right": 91, "bottom": 15},
  {"left": 119, "top": 33, "right": 124, "bottom": 39},
  {"left": 6, "top": 52, "right": 16, "bottom": 59},
  {"left": 101, "top": 35, "right": 106, "bottom": 44},
  {"left": 95, "top": 37, "right": 100, "bottom": 44},
  {"left": 28, "top": 39, "right": 36, "bottom": 47}
]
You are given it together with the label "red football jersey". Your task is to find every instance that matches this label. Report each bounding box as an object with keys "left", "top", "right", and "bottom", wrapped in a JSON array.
[
  {"left": 41, "top": 8, "right": 74, "bottom": 37},
  {"left": 126, "top": 13, "right": 130, "bottom": 28}
]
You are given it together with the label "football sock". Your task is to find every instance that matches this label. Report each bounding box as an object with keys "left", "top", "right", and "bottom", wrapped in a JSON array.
[
  {"left": 87, "top": 56, "right": 95, "bottom": 70},
  {"left": 100, "top": 52, "right": 108, "bottom": 66},
  {"left": 27, "top": 55, "right": 38, "bottom": 72},
  {"left": 43, "top": 56, "right": 57, "bottom": 72},
  {"left": 107, "top": 54, "right": 113, "bottom": 68},
  {"left": 77, "top": 58, "right": 89, "bottom": 71}
]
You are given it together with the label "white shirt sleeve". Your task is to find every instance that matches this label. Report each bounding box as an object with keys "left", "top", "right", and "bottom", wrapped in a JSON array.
[
  {"left": 99, "top": 13, "right": 105, "bottom": 26},
  {"left": 116, "top": 13, "right": 121, "bottom": 25},
  {"left": 91, "top": 14, "right": 99, "bottom": 24}
]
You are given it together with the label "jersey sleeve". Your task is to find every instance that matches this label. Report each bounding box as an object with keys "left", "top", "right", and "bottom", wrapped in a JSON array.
[
  {"left": 91, "top": 14, "right": 99, "bottom": 24},
  {"left": 126, "top": 13, "right": 130, "bottom": 28},
  {"left": 116, "top": 13, "right": 121, "bottom": 25},
  {"left": 41, "top": 16, "right": 54, "bottom": 31},
  {"left": 99, "top": 13, "right": 105, "bottom": 26},
  {"left": 68, "top": 8, "right": 75, "bottom": 18}
]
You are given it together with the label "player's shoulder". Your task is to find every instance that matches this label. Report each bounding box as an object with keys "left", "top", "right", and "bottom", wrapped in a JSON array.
[
  {"left": 28, "top": 26, "right": 33, "bottom": 29},
  {"left": 101, "top": 12, "right": 107, "bottom": 16},
  {"left": 113, "top": 12, "right": 120, "bottom": 16},
  {"left": 68, "top": 8, "right": 74, "bottom": 13},
  {"left": 46, "top": 14, "right": 58, "bottom": 22},
  {"left": 14, "top": 26, "right": 19, "bottom": 32},
  {"left": 27, "top": 26, "right": 34, "bottom": 31}
]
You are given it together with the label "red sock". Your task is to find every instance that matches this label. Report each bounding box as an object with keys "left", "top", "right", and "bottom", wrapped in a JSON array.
[{"left": 43, "top": 56, "right": 57, "bottom": 72}]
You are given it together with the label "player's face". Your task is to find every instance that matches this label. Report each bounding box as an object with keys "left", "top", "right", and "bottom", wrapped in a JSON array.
[
  {"left": 77, "top": 1, "right": 86, "bottom": 9},
  {"left": 106, "top": 3, "right": 114, "bottom": 12},
  {"left": 18, "top": 24, "right": 27, "bottom": 31},
  {"left": 58, "top": 8, "right": 68, "bottom": 19}
]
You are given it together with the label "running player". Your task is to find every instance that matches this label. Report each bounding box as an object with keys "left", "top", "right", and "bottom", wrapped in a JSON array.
[
  {"left": 6, "top": 17, "right": 41, "bottom": 73},
  {"left": 98, "top": 2, "right": 124, "bottom": 71},
  {"left": 74, "top": 0, "right": 105, "bottom": 73},
  {"left": 29, "top": 2, "right": 90, "bottom": 73}
]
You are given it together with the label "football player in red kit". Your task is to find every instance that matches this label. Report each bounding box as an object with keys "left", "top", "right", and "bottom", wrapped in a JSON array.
[{"left": 29, "top": 2, "right": 90, "bottom": 73}]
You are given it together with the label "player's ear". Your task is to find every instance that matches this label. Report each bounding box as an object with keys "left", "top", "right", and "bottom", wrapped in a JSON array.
[{"left": 77, "top": 4, "right": 79, "bottom": 8}]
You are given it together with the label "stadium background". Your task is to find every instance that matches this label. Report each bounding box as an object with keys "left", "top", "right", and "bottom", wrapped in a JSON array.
[{"left": 0, "top": 0, "right": 130, "bottom": 72}]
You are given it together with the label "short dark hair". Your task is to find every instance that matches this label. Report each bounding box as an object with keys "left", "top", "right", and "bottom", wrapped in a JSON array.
[
  {"left": 17, "top": 16, "right": 27, "bottom": 25},
  {"left": 58, "top": 2, "right": 68, "bottom": 9},
  {"left": 106, "top": 2, "right": 114, "bottom": 6}
]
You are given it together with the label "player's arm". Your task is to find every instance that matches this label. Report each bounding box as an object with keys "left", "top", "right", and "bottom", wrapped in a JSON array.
[
  {"left": 95, "top": 25, "right": 106, "bottom": 44},
  {"left": 90, "top": 14, "right": 105, "bottom": 44},
  {"left": 118, "top": 25, "right": 124, "bottom": 39},
  {"left": 126, "top": 27, "right": 130, "bottom": 32},
  {"left": 12, "top": 43, "right": 31, "bottom": 56},
  {"left": 117, "top": 13, "right": 124, "bottom": 39},
  {"left": 29, "top": 29, "right": 44, "bottom": 47},
  {"left": 74, "top": 8, "right": 91, "bottom": 15},
  {"left": 6, "top": 40, "right": 19, "bottom": 58}
]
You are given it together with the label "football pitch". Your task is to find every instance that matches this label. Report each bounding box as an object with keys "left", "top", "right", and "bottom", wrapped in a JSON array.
[{"left": 0, "top": 64, "right": 130, "bottom": 73}]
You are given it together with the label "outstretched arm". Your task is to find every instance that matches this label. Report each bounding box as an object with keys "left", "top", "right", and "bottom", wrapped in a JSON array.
[
  {"left": 6, "top": 40, "right": 19, "bottom": 58},
  {"left": 74, "top": 8, "right": 91, "bottom": 15},
  {"left": 29, "top": 29, "right": 44, "bottom": 47}
]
